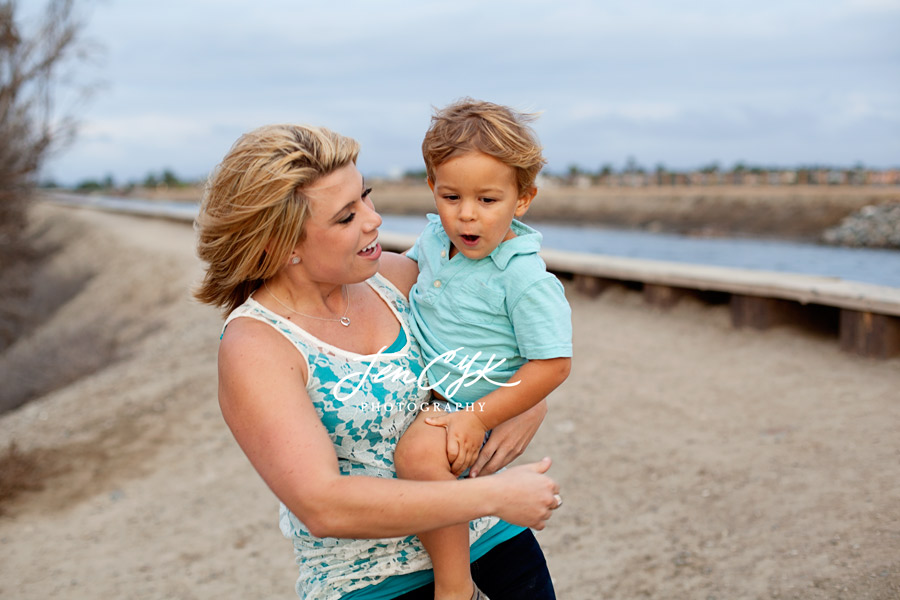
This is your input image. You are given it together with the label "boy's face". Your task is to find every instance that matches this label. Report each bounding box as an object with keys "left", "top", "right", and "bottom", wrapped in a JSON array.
[{"left": 429, "top": 151, "right": 536, "bottom": 260}]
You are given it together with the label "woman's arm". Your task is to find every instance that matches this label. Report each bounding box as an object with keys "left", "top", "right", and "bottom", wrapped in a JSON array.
[{"left": 218, "top": 318, "right": 559, "bottom": 539}]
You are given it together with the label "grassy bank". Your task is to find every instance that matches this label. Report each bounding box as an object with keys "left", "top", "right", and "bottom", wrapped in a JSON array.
[{"left": 122, "top": 182, "right": 900, "bottom": 240}]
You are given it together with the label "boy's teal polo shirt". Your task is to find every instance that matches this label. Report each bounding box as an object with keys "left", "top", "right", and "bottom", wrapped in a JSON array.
[{"left": 407, "top": 215, "right": 572, "bottom": 404}]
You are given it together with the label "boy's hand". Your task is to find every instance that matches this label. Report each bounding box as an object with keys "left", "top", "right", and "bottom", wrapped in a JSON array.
[{"left": 425, "top": 411, "right": 488, "bottom": 476}]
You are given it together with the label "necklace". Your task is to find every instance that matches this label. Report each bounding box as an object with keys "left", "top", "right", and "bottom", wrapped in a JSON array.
[{"left": 264, "top": 281, "right": 351, "bottom": 327}]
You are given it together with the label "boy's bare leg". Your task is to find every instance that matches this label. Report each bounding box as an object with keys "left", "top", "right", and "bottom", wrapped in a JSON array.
[{"left": 395, "top": 408, "right": 475, "bottom": 600}]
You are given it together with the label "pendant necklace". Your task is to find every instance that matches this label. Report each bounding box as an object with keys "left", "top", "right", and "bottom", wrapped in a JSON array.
[{"left": 264, "top": 281, "right": 351, "bottom": 327}]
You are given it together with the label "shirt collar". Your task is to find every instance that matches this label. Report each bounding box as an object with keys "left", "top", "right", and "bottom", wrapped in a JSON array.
[
  {"left": 427, "top": 214, "right": 542, "bottom": 270},
  {"left": 491, "top": 219, "right": 542, "bottom": 269}
]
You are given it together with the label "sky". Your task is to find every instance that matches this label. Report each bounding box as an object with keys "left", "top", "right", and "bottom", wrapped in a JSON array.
[{"left": 33, "top": 0, "right": 900, "bottom": 185}]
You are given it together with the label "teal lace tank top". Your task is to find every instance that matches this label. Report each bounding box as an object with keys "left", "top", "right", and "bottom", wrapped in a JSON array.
[{"left": 223, "top": 273, "right": 508, "bottom": 599}]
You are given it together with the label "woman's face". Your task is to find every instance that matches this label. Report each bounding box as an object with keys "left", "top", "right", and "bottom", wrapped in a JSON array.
[{"left": 293, "top": 162, "right": 383, "bottom": 284}]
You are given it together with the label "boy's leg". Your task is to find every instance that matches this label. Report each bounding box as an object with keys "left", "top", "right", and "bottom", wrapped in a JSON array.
[
  {"left": 395, "top": 407, "right": 476, "bottom": 600},
  {"left": 392, "top": 530, "right": 556, "bottom": 600}
]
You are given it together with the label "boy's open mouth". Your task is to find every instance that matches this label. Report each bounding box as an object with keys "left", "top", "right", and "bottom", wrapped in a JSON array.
[{"left": 460, "top": 234, "right": 480, "bottom": 245}]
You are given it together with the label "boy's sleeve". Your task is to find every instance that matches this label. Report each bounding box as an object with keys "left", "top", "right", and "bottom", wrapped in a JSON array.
[
  {"left": 509, "top": 275, "right": 573, "bottom": 360},
  {"left": 405, "top": 234, "right": 421, "bottom": 262}
]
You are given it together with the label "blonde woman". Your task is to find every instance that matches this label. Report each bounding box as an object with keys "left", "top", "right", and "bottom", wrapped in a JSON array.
[{"left": 195, "top": 124, "right": 561, "bottom": 600}]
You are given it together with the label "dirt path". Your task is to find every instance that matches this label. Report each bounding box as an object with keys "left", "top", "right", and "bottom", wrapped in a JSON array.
[{"left": 0, "top": 204, "right": 897, "bottom": 599}]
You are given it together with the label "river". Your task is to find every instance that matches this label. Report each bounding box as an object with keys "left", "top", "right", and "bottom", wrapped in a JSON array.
[
  {"left": 381, "top": 215, "right": 900, "bottom": 289},
  {"left": 49, "top": 194, "right": 900, "bottom": 289}
]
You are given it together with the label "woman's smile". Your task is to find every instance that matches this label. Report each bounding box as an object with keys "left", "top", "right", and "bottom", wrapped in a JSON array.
[
  {"left": 295, "top": 163, "right": 384, "bottom": 281},
  {"left": 358, "top": 237, "right": 382, "bottom": 258}
]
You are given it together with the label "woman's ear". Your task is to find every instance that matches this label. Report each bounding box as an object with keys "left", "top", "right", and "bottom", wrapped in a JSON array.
[
  {"left": 514, "top": 186, "right": 537, "bottom": 217},
  {"left": 265, "top": 240, "right": 302, "bottom": 267}
]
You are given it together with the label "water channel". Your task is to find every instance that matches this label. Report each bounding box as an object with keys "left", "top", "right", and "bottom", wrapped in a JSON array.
[{"left": 52, "top": 194, "right": 900, "bottom": 289}]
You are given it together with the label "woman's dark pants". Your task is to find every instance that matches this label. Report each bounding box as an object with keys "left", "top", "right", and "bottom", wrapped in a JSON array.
[{"left": 392, "top": 530, "right": 556, "bottom": 599}]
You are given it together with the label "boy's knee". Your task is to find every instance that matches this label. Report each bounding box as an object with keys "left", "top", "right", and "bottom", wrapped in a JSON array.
[
  {"left": 394, "top": 426, "right": 450, "bottom": 480},
  {"left": 393, "top": 432, "right": 417, "bottom": 477}
]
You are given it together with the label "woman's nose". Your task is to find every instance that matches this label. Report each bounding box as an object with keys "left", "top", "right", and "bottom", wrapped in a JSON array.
[{"left": 363, "top": 202, "right": 382, "bottom": 230}]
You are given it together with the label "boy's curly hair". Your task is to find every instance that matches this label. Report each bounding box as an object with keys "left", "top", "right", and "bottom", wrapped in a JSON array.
[{"left": 422, "top": 98, "right": 546, "bottom": 196}]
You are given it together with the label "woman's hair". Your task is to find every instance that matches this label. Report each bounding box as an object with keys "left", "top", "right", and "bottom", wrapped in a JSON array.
[
  {"left": 194, "top": 124, "right": 360, "bottom": 315},
  {"left": 421, "top": 98, "right": 546, "bottom": 196}
]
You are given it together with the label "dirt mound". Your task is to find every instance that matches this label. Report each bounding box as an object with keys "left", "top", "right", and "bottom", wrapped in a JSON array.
[
  {"left": 0, "top": 204, "right": 217, "bottom": 513},
  {"left": 365, "top": 182, "right": 900, "bottom": 240},
  {"left": 1, "top": 211, "right": 110, "bottom": 413}
]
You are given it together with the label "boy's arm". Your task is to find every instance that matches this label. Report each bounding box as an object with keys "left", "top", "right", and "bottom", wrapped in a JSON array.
[
  {"left": 471, "top": 357, "right": 571, "bottom": 430},
  {"left": 425, "top": 357, "right": 571, "bottom": 475}
]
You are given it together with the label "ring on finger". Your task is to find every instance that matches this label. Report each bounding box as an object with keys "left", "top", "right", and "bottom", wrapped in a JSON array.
[{"left": 553, "top": 494, "right": 563, "bottom": 509}]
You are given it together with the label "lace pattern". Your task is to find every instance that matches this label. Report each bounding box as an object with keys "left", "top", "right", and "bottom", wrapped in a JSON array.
[{"left": 223, "top": 273, "right": 500, "bottom": 599}]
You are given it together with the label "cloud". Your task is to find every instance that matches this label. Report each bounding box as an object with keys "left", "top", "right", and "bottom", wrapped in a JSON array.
[
  {"left": 567, "top": 103, "right": 682, "bottom": 122},
  {"left": 847, "top": 0, "right": 900, "bottom": 12},
  {"left": 80, "top": 114, "right": 210, "bottom": 145},
  {"left": 41, "top": 1, "right": 900, "bottom": 183}
]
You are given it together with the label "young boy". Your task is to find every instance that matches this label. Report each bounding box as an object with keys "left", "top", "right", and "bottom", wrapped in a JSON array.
[{"left": 394, "top": 99, "right": 572, "bottom": 600}]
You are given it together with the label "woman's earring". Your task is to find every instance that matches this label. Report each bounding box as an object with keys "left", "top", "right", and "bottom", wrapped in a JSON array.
[{"left": 291, "top": 256, "right": 301, "bottom": 265}]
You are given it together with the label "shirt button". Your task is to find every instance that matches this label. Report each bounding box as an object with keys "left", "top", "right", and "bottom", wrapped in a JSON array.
[
  {"left": 440, "top": 250, "right": 446, "bottom": 258},
  {"left": 434, "top": 280, "right": 442, "bottom": 288}
]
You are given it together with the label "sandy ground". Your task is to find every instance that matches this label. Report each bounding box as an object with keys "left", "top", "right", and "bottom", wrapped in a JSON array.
[{"left": 0, "top": 204, "right": 898, "bottom": 599}]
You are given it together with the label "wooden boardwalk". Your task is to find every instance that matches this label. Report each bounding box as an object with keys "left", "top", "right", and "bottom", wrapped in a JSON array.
[{"left": 46, "top": 197, "right": 900, "bottom": 360}]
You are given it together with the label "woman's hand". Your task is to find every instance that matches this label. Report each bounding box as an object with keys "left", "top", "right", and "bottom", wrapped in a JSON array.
[
  {"left": 468, "top": 400, "right": 547, "bottom": 478},
  {"left": 490, "top": 457, "right": 560, "bottom": 530}
]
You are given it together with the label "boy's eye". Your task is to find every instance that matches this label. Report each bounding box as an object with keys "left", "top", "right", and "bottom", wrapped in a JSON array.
[
  {"left": 443, "top": 194, "right": 459, "bottom": 201},
  {"left": 481, "top": 197, "right": 497, "bottom": 204}
]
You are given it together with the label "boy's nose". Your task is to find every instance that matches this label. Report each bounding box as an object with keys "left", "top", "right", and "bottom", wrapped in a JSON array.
[{"left": 458, "top": 200, "right": 476, "bottom": 221}]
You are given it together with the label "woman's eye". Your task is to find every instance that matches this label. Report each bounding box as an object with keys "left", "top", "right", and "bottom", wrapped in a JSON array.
[
  {"left": 338, "top": 213, "right": 356, "bottom": 224},
  {"left": 362, "top": 187, "right": 373, "bottom": 199}
]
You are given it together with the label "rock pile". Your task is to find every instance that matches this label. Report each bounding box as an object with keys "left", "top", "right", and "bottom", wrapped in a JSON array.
[{"left": 822, "top": 203, "right": 900, "bottom": 249}]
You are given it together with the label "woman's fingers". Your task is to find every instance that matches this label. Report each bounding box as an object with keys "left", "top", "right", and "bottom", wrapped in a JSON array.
[
  {"left": 527, "top": 456, "right": 552, "bottom": 474},
  {"left": 491, "top": 459, "right": 560, "bottom": 529},
  {"left": 470, "top": 401, "right": 546, "bottom": 477},
  {"left": 468, "top": 446, "right": 495, "bottom": 478},
  {"left": 469, "top": 436, "right": 516, "bottom": 478}
]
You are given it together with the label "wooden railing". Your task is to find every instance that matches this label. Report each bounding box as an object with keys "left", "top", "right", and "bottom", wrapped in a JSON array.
[
  {"left": 47, "top": 197, "right": 900, "bottom": 360},
  {"left": 379, "top": 232, "right": 900, "bottom": 359}
]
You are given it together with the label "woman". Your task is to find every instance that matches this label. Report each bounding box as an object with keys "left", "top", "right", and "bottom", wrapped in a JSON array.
[{"left": 194, "top": 124, "right": 561, "bottom": 600}]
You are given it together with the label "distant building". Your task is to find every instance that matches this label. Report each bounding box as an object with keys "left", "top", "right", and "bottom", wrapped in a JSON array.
[{"left": 542, "top": 165, "right": 897, "bottom": 188}]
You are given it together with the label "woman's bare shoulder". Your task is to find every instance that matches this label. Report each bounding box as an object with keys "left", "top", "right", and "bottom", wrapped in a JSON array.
[
  {"left": 218, "top": 316, "right": 306, "bottom": 383},
  {"left": 378, "top": 251, "right": 419, "bottom": 297}
]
